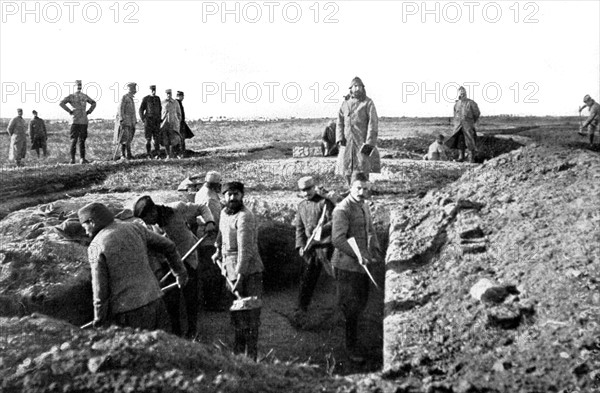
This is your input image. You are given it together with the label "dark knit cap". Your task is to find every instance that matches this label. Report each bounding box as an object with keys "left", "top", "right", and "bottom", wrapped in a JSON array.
[
  {"left": 351, "top": 171, "right": 369, "bottom": 183},
  {"left": 78, "top": 202, "right": 114, "bottom": 228},
  {"left": 132, "top": 195, "right": 156, "bottom": 218},
  {"left": 222, "top": 181, "right": 244, "bottom": 194}
]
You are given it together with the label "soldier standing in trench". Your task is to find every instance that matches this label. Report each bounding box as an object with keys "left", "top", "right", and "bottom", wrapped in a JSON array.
[
  {"left": 331, "top": 171, "right": 381, "bottom": 362},
  {"left": 133, "top": 196, "right": 216, "bottom": 339},
  {"left": 78, "top": 202, "right": 188, "bottom": 331},
  {"left": 294, "top": 176, "right": 334, "bottom": 316},
  {"left": 212, "top": 182, "right": 264, "bottom": 360}
]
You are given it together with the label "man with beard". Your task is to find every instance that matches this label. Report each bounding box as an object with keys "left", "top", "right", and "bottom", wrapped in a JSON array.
[
  {"left": 294, "top": 176, "right": 334, "bottom": 314},
  {"left": 160, "top": 89, "right": 182, "bottom": 159},
  {"left": 195, "top": 171, "right": 227, "bottom": 311},
  {"left": 59, "top": 80, "right": 96, "bottom": 164},
  {"left": 578, "top": 94, "right": 600, "bottom": 147},
  {"left": 139, "top": 85, "right": 162, "bottom": 158},
  {"left": 7, "top": 108, "right": 27, "bottom": 166},
  {"left": 336, "top": 77, "right": 380, "bottom": 185},
  {"left": 445, "top": 86, "right": 480, "bottom": 163},
  {"left": 114, "top": 82, "right": 138, "bottom": 160},
  {"left": 78, "top": 202, "right": 188, "bottom": 331},
  {"left": 176, "top": 91, "right": 194, "bottom": 157},
  {"left": 133, "top": 196, "right": 216, "bottom": 338},
  {"left": 212, "top": 182, "right": 264, "bottom": 360},
  {"left": 29, "top": 110, "right": 48, "bottom": 158},
  {"left": 332, "top": 172, "right": 381, "bottom": 362}
]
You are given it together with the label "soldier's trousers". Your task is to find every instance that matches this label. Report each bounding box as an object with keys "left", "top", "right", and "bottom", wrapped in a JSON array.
[
  {"left": 230, "top": 272, "right": 262, "bottom": 361},
  {"left": 69, "top": 124, "right": 87, "bottom": 159},
  {"left": 198, "top": 245, "right": 227, "bottom": 311},
  {"left": 335, "top": 268, "right": 369, "bottom": 350},
  {"left": 298, "top": 246, "right": 333, "bottom": 311},
  {"left": 163, "top": 262, "right": 199, "bottom": 338},
  {"left": 111, "top": 298, "right": 171, "bottom": 332}
]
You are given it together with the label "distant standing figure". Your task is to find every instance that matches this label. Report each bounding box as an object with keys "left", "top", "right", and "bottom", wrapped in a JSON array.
[
  {"left": 423, "top": 134, "right": 449, "bottom": 161},
  {"left": 445, "top": 86, "right": 480, "bottom": 163},
  {"left": 139, "top": 85, "right": 162, "bottom": 158},
  {"left": 322, "top": 119, "right": 339, "bottom": 156},
  {"left": 114, "top": 82, "right": 138, "bottom": 160},
  {"left": 7, "top": 108, "right": 27, "bottom": 166},
  {"left": 161, "top": 89, "right": 182, "bottom": 159},
  {"left": 78, "top": 202, "right": 188, "bottom": 331},
  {"left": 176, "top": 91, "right": 194, "bottom": 157},
  {"left": 29, "top": 110, "right": 48, "bottom": 158},
  {"left": 336, "top": 77, "right": 380, "bottom": 185},
  {"left": 59, "top": 80, "right": 96, "bottom": 164},
  {"left": 579, "top": 94, "right": 600, "bottom": 147}
]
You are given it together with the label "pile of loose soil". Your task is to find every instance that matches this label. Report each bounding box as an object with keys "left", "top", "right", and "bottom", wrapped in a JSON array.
[
  {"left": 383, "top": 143, "right": 600, "bottom": 392},
  {"left": 0, "top": 314, "right": 351, "bottom": 393}
]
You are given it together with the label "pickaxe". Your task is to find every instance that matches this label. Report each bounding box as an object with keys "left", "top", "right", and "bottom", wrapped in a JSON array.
[{"left": 347, "top": 237, "right": 381, "bottom": 291}]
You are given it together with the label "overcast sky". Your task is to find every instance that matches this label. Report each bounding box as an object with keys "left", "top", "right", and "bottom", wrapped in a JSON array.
[{"left": 1, "top": 0, "right": 599, "bottom": 120}]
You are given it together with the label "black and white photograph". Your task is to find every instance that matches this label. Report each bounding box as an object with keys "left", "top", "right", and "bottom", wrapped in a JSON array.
[{"left": 1, "top": 1, "right": 599, "bottom": 392}]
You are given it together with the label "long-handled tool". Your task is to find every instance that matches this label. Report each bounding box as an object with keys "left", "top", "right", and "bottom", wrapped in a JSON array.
[
  {"left": 80, "top": 281, "right": 179, "bottom": 329},
  {"left": 303, "top": 207, "right": 328, "bottom": 254},
  {"left": 112, "top": 124, "right": 124, "bottom": 161},
  {"left": 347, "top": 237, "right": 381, "bottom": 291},
  {"left": 212, "top": 256, "right": 261, "bottom": 311},
  {"left": 160, "top": 234, "right": 209, "bottom": 284}
]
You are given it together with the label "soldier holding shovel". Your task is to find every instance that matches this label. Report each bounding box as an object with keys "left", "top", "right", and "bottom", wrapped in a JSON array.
[
  {"left": 294, "top": 176, "right": 335, "bottom": 315},
  {"left": 578, "top": 94, "right": 600, "bottom": 147},
  {"left": 212, "top": 182, "right": 264, "bottom": 361}
]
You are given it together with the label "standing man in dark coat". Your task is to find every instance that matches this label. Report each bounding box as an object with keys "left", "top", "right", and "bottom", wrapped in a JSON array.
[
  {"left": 59, "top": 80, "right": 96, "bottom": 164},
  {"left": 176, "top": 91, "right": 194, "bottom": 157},
  {"left": 7, "top": 108, "right": 27, "bottom": 166},
  {"left": 29, "top": 110, "right": 48, "bottom": 158},
  {"left": 212, "top": 182, "right": 264, "bottom": 360},
  {"left": 114, "top": 82, "right": 137, "bottom": 160},
  {"left": 78, "top": 202, "right": 188, "bottom": 331},
  {"left": 294, "top": 176, "right": 334, "bottom": 313},
  {"left": 322, "top": 119, "right": 339, "bottom": 156},
  {"left": 139, "top": 85, "right": 162, "bottom": 158},
  {"left": 445, "top": 86, "right": 480, "bottom": 163},
  {"left": 331, "top": 172, "right": 381, "bottom": 362}
]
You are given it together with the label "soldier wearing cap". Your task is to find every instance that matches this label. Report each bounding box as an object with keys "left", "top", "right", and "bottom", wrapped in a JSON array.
[
  {"left": 114, "top": 82, "right": 138, "bottom": 160},
  {"left": 176, "top": 91, "right": 194, "bottom": 157},
  {"left": 160, "top": 89, "right": 182, "bottom": 159},
  {"left": 331, "top": 171, "right": 381, "bottom": 362},
  {"left": 445, "top": 86, "right": 480, "bottom": 163},
  {"left": 336, "top": 77, "right": 381, "bottom": 185},
  {"left": 579, "top": 94, "right": 600, "bottom": 147},
  {"left": 294, "top": 176, "right": 335, "bottom": 314},
  {"left": 29, "top": 110, "right": 48, "bottom": 158},
  {"left": 322, "top": 119, "right": 338, "bottom": 157},
  {"left": 195, "top": 171, "right": 227, "bottom": 310},
  {"left": 78, "top": 202, "right": 188, "bottom": 331},
  {"left": 139, "top": 85, "right": 162, "bottom": 158},
  {"left": 133, "top": 195, "right": 216, "bottom": 338},
  {"left": 7, "top": 108, "right": 27, "bottom": 166},
  {"left": 212, "top": 181, "right": 264, "bottom": 360},
  {"left": 59, "top": 80, "right": 96, "bottom": 164}
]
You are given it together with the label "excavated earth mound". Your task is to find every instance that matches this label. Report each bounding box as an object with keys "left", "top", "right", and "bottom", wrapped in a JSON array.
[{"left": 383, "top": 144, "right": 600, "bottom": 392}]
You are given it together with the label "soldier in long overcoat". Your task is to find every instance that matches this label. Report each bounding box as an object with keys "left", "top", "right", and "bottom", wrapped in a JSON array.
[
  {"left": 160, "top": 89, "right": 182, "bottom": 159},
  {"left": 445, "top": 86, "right": 480, "bottom": 162},
  {"left": 7, "top": 108, "right": 27, "bottom": 166},
  {"left": 114, "top": 82, "right": 137, "bottom": 160}
]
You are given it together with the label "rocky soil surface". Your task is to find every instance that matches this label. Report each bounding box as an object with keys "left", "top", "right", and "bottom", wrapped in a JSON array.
[{"left": 383, "top": 144, "right": 600, "bottom": 392}]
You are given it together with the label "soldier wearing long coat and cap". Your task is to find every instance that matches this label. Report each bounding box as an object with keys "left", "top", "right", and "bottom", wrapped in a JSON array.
[
  {"left": 29, "top": 110, "right": 48, "bottom": 158},
  {"left": 336, "top": 77, "right": 381, "bottom": 185},
  {"left": 78, "top": 202, "right": 188, "bottom": 331},
  {"left": 7, "top": 108, "right": 27, "bottom": 166},
  {"left": 160, "top": 89, "right": 182, "bottom": 159},
  {"left": 114, "top": 82, "right": 137, "bottom": 160},
  {"left": 579, "top": 94, "right": 600, "bottom": 147},
  {"left": 139, "top": 85, "right": 162, "bottom": 158},
  {"left": 445, "top": 86, "right": 480, "bottom": 162}
]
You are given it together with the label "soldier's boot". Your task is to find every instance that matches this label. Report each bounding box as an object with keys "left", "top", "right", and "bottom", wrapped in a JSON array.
[
  {"left": 467, "top": 150, "right": 476, "bottom": 163},
  {"left": 233, "top": 328, "right": 246, "bottom": 356},
  {"left": 246, "top": 329, "right": 259, "bottom": 361},
  {"left": 120, "top": 145, "right": 128, "bottom": 160},
  {"left": 80, "top": 144, "right": 88, "bottom": 164},
  {"left": 146, "top": 141, "right": 152, "bottom": 156},
  {"left": 345, "top": 316, "right": 364, "bottom": 362},
  {"left": 590, "top": 133, "right": 595, "bottom": 147},
  {"left": 126, "top": 146, "right": 133, "bottom": 159},
  {"left": 457, "top": 149, "right": 465, "bottom": 162}
]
